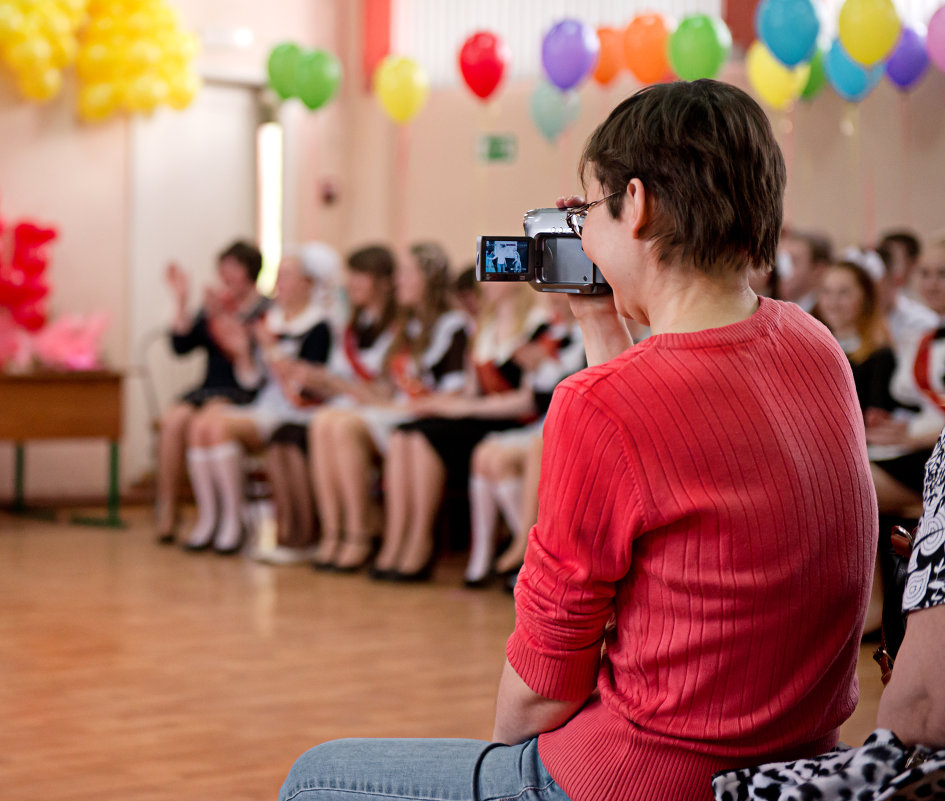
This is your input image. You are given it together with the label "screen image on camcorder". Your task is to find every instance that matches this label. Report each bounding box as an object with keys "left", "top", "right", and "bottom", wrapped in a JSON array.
[{"left": 483, "top": 239, "right": 529, "bottom": 275}]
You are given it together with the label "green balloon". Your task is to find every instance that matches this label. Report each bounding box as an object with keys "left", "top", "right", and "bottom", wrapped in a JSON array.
[
  {"left": 296, "top": 49, "right": 343, "bottom": 110},
  {"left": 667, "top": 14, "right": 732, "bottom": 81},
  {"left": 267, "top": 42, "right": 302, "bottom": 100},
  {"left": 800, "top": 48, "right": 827, "bottom": 101}
]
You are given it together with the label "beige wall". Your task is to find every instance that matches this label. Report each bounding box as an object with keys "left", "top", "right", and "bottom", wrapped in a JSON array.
[{"left": 1, "top": 0, "right": 945, "bottom": 501}]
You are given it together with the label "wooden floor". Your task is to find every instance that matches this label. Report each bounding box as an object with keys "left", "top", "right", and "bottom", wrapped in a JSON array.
[{"left": 0, "top": 507, "right": 884, "bottom": 801}]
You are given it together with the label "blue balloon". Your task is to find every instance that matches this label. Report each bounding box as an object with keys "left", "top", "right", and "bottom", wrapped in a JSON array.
[
  {"left": 530, "top": 82, "right": 580, "bottom": 143},
  {"left": 756, "top": 0, "right": 820, "bottom": 67},
  {"left": 824, "top": 39, "right": 883, "bottom": 102}
]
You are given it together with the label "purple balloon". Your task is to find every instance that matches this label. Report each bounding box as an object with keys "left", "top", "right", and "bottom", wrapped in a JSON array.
[
  {"left": 886, "top": 27, "right": 929, "bottom": 89},
  {"left": 541, "top": 19, "right": 600, "bottom": 90}
]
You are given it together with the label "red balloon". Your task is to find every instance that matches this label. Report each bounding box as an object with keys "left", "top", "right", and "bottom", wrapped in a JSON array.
[
  {"left": 458, "top": 31, "right": 510, "bottom": 100},
  {"left": 12, "top": 301, "right": 47, "bottom": 332}
]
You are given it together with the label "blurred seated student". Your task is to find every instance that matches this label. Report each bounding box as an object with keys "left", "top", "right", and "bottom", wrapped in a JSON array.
[
  {"left": 275, "top": 245, "right": 400, "bottom": 567},
  {"left": 869, "top": 242, "right": 945, "bottom": 518},
  {"left": 307, "top": 242, "right": 467, "bottom": 572},
  {"left": 181, "top": 245, "right": 336, "bottom": 554},
  {"left": 371, "top": 282, "right": 550, "bottom": 582},
  {"left": 875, "top": 231, "right": 938, "bottom": 348},
  {"left": 747, "top": 255, "right": 780, "bottom": 299},
  {"left": 812, "top": 260, "right": 896, "bottom": 414},
  {"left": 465, "top": 294, "right": 586, "bottom": 587},
  {"left": 453, "top": 265, "right": 483, "bottom": 320},
  {"left": 777, "top": 228, "right": 832, "bottom": 312},
  {"left": 154, "top": 240, "right": 268, "bottom": 544},
  {"left": 876, "top": 426, "right": 945, "bottom": 748}
]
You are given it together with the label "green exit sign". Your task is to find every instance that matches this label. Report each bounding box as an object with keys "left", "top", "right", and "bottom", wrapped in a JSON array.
[{"left": 478, "top": 134, "right": 517, "bottom": 163}]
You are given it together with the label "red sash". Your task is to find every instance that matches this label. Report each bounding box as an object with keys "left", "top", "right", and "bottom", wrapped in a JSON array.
[
  {"left": 913, "top": 329, "right": 945, "bottom": 415},
  {"left": 475, "top": 361, "right": 514, "bottom": 395},
  {"left": 344, "top": 324, "right": 377, "bottom": 382},
  {"left": 390, "top": 349, "right": 429, "bottom": 398}
]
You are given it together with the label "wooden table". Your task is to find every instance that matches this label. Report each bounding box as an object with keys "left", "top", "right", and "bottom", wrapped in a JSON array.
[{"left": 0, "top": 369, "right": 124, "bottom": 526}]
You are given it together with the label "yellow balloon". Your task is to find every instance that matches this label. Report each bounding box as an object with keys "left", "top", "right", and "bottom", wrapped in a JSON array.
[
  {"left": 373, "top": 55, "right": 429, "bottom": 124},
  {"left": 78, "top": 81, "right": 118, "bottom": 122},
  {"left": 6, "top": 36, "right": 53, "bottom": 73},
  {"left": 49, "top": 32, "right": 78, "bottom": 68},
  {"left": 124, "top": 74, "right": 167, "bottom": 113},
  {"left": 19, "top": 66, "right": 63, "bottom": 102},
  {"left": 0, "top": 4, "right": 27, "bottom": 44},
  {"left": 745, "top": 41, "right": 810, "bottom": 111},
  {"left": 76, "top": 41, "right": 117, "bottom": 80},
  {"left": 166, "top": 70, "right": 199, "bottom": 109},
  {"left": 838, "top": 0, "right": 901, "bottom": 66}
]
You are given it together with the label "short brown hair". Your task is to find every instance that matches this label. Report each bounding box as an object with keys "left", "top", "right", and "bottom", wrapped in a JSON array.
[
  {"left": 580, "top": 80, "right": 785, "bottom": 274},
  {"left": 218, "top": 240, "right": 263, "bottom": 282}
]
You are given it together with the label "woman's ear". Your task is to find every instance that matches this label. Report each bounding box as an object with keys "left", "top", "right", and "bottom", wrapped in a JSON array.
[{"left": 624, "top": 179, "right": 648, "bottom": 238}]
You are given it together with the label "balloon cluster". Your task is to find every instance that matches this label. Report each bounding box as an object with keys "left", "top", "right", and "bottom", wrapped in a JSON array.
[
  {"left": 75, "top": 0, "right": 201, "bottom": 122},
  {"left": 266, "top": 42, "right": 342, "bottom": 111},
  {"left": 0, "top": 208, "right": 58, "bottom": 333},
  {"left": 0, "top": 0, "right": 89, "bottom": 102},
  {"left": 752, "top": 0, "right": 945, "bottom": 107}
]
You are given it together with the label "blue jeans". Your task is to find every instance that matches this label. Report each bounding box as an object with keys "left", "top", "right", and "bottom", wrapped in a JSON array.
[{"left": 278, "top": 736, "right": 571, "bottom": 801}]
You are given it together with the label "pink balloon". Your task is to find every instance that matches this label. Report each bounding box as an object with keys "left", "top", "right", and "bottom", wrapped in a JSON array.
[{"left": 929, "top": 6, "right": 945, "bottom": 73}]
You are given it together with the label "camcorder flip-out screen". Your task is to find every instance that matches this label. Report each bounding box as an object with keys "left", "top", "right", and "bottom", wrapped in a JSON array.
[
  {"left": 476, "top": 209, "right": 611, "bottom": 294},
  {"left": 476, "top": 237, "right": 534, "bottom": 282}
]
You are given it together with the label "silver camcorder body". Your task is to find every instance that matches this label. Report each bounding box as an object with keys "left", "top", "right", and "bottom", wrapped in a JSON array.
[{"left": 475, "top": 208, "right": 611, "bottom": 295}]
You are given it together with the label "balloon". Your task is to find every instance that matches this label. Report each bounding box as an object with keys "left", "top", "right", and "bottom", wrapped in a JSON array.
[
  {"left": 530, "top": 81, "right": 580, "bottom": 143},
  {"left": 928, "top": 6, "right": 945, "bottom": 74},
  {"left": 166, "top": 71, "right": 201, "bottom": 110},
  {"left": 267, "top": 42, "right": 302, "bottom": 100},
  {"left": 541, "top": 18, "right": 599, "bottom": 90},
  {"left": 591, "top": 27, "right": 623, "bottom": 85},
  {"left": 800, "top": 48, "right": 827, "bottom": 99},
  {"left": 125, "top": 74, "right": 168, "bottom": 113},
  {"left": 885, "top": 27, "right": 929, "bottom": 89},
  {"left": 0, "top": 4, "right": 27, "bottom": 44},
  {"left": 837, "top": 0, "right": 901, "bottom": 66},
  {"left": 824, "top": 38, "right": 883, "bottom": 101},
  {"left": 78, "top": 82, "right": 119, "bottom": 122},
  {"left": 19, "top": 66, "right": 62, "bottom": 102},
  {"left": 295, "top": 49, "right": 342, "bottom": 110},
  {"left": 745, "top": 41, "right": 810, "bottom": 110},
  {"left": 458, "top": 30, "right": 509, "bottom": 100},
  {"left": 668, "top": 15, "right": 732, "bottom": 81},
  {"left": 755, "top": 0, "right": 820, "bottom": 67},
  {"left": 623, "top": 13, "right": 674, "bottom": 84},
  {"left": 12, "top": 302, "right": 48, "bottom": 332},
  {"left": 373, "top": 55, "right": 429, "bottom": 123}
]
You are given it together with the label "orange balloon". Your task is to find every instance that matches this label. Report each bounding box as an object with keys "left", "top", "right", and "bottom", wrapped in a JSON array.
[
  {"left": 624, "top": 13, "right": 674, "bottom": 84},
  {"left": 593, "top": 27, "right": 624, "bottom": 85}
]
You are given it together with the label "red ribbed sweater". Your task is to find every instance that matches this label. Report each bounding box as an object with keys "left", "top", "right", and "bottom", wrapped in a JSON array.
[{"left": 506, "top": 297, "right": 877, "bottom": 801}]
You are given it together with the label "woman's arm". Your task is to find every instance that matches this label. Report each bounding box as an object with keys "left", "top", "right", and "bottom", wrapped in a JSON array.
[
  {"left": 568, "top": 295, "right": 634, "bottom": 367},
  {"left": 492, "top": 659, "right": 585, "bottom": 744},
  {"left": 410, "top": 385, "right": 536, "bottom": 420},
  {"left": 876, "top": 604, "right": 945, "bottom": 747}
]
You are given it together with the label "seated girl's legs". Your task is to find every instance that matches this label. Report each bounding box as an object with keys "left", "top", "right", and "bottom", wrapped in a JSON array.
[
  {"left": 466, "top": 440, "right": 505, "bottom": 584},
  {"left": 266, "top": 444, "right": 295, "bottom": 547},
  {"left": 311, "top": 411, "right": 344, "bottom": 566},
  {"left": 283, "top": 442, "right": 316, "bottom": 548},
  {"left": 396, "top": 432, "right": 447, "bottom": 576},
  {"left": 279, "top": 736, "right": 566, "bottom": 801},
  {"left": 182, "top": 405, "right": 224, "bottom": 549},
  {"left": 155, "top": 400, "right": 196, "bottom": 540},
  {"left": 331, "top": 411, "right": 381, "bottom": 570},
  {"left": 374, "top": 430, "right": 411, "bottom": 574},
  {"left": 192, "top": 407, "right": 263, "bottom": 553},
  {"left": 495, "top": 433, "right": 542, "bottom": 575}
]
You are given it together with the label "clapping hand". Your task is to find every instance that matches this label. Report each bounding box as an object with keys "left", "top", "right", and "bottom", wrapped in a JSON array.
[
  {"left": 864, "top": 409, "right": 910, "bottom": 447},
  {"left": 165, "top": 262, "right": 189, "bottom": 306}
]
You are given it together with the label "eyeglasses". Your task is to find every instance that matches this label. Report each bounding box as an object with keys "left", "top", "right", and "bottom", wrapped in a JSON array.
[{"left": 565, "top": 191, "right": 622, "bottom": 238}]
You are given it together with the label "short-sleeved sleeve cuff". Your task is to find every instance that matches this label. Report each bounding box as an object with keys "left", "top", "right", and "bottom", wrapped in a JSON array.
[{"left": 506, "top": 626, "right": 601, "bottom": 702}]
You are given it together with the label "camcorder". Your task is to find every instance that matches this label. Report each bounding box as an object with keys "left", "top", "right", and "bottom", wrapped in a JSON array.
[{"left": 476, "top": 208, "right": 611, "bottom": 295}]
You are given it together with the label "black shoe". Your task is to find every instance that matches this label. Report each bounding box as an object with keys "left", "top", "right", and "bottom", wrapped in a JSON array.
[
  {"left": 390, "top": 557, "right": 435, "bottom": 584},
  {"left": 368, "top": 563, "right": 397, "bottom": 581},
  {"left": 156, "top": 531, "right": 176, "bottom": 546},
  {"left": 213, "top": 526, "right": 246, "bottom": 556},
  {"left": 463, "top": 571, "right": 495, "bottom": 589},
  {"left": 183, "top": 532, "right": 215, "bottom": 552}
]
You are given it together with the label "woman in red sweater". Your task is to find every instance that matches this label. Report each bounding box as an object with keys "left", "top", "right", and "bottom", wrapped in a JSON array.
[{"left": 279, "top": 80, "right": 876, "bottom": 801}]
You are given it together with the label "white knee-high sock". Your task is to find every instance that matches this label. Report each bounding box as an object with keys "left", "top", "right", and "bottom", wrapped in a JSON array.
[
  {"left": 209, "top": 442, "right": 245, "bottom": 552},
  {"left": 494, "top": 478, "right": 524, "bottom": 537},
  {"left": 185, "top": 447, "right": 217, "bottom": 548},
  {"left": 465, "top": 475, "right": 499, "bottom": 583}
]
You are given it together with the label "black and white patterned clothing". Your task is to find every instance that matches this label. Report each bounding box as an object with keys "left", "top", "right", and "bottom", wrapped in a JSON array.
[
  {"left": 396, "top": 310, "right": 469, "bottom": 397},
  {"left": 326, "top": 309, "right": 397, "bottom": 385},
  {"left": 903, "top": 427, "right": 945, "bottom": 613}
]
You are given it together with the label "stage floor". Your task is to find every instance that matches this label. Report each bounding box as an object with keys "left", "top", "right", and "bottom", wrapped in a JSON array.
[{"left": 0, "top": 508, "right": 883, "bottom": 800}]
